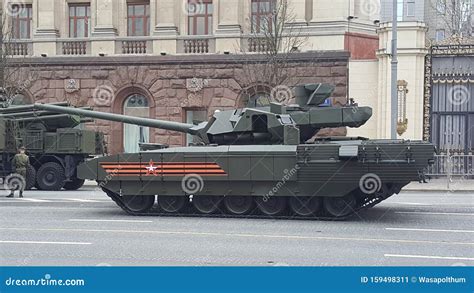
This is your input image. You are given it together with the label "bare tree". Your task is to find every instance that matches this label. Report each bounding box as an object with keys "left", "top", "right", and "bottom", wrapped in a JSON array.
[
  {"left": 431, "top": 0, "right": 473, "bottom": 39},
  {"left": 238, "top": 0, "right": 308, "bottom": 105},
  {"left": 0, "top": 6, "right": 37, "bottom": 107}
]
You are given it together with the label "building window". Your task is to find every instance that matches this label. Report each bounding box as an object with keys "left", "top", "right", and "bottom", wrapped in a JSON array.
[
  {"left": 406, "top": 0, "right": 415, "bottom": 17},
  {"left": 437, "top": 0, "right": 446, "bottom": 15},
  {"left": 247, "top": 92, "right": 272, "bottom": 108},
  {"left": 127, "top": 2, "right": 150, "bottom": 36},
  {"left": 188, "top": 0, "right": 213, "bottom": 35},
  {"left": 397, "top": 0, "right": 404, "bottom": 21},
  {"left": 185, "top": 110, "right": 207, "bottom": 145},
  {"left": 69, "top": 4, "right": 91, "bottom": 38},
  {"left": 251, "top": 0, "right": 275, "bottom": 33},
  {"left": 123, "top": 94, "right": 150, "bottom": 153},
  {"left": 11, "top": 4, "right": 32, "bottom": 39},
  {"left": 436, "top": 29, "right": 445, "bottom": 41}
]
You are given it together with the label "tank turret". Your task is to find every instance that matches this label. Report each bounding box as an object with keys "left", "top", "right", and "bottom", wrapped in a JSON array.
[{"left": 34, "top": 83, "right": 372, "bottom": 145}]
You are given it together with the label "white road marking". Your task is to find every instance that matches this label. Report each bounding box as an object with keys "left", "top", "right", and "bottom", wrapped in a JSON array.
[
  {"left": 69, "top": 219, "right": 153, "bottom": 223},
  {"left": 390, "top": 202, "right": 474, "bottom": 207},
  {"left": 0, "top": 206, "right": 112, "bottom": 210},
  {"left": 58, "top": 199, "right": 102, "bottom": 203},
  {"left": 0, "top": 198, "right": 107, "bottom": 203},
  {"left": 386, "top": 228, "right": 474, "bottom": 233},
  {"left": 395, "top": 211, "right": 474, "bottom": 216},
  {"left": 13, "top": 198, "right": 52, "bottom": 203},
  {"left": 0, "top": 227, "right": 473, "bottom": 246},
  {"left": 390, "top": 202, "right": 433, "bottom": 206},
  {"left": 384, "top": 254, "right": 474, "bottom": 261},
  {"left": 0, "top": 240, "right": 91, "bottom": 245}
]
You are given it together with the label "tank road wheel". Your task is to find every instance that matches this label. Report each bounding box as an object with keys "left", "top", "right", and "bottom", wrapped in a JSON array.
[
  {"left": 289, "top": 196, "right": 322, "bottom": 217},
  {"left": 158, "top": 196, "right": 186, "bottom": 213},
  {"left": 122, "top": 195, "right": 155, "bottom": 213},
  {"left": 63, "top": 178, "right": 86, "bottom": 191},
  {"left": 224, "top": 196, "right": 254, "bottom": 215},
  {"left": 323, "top": 193, "right": 357, "bottom": 218},
  {"left": 255, "top": 197, "right": 287, "bottom": 216},
  {"left": 36, "top": 162, "right": 66, "bottom": 191},
  {"left": 25, "top": 165, "right": 36, "bottom": 190},
  {"left": 193, "top": 196, "right": 222, "bottom": 214}
]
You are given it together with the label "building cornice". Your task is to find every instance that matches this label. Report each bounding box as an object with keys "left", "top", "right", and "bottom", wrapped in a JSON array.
[{"left": 9, "top": 51, "right": 350, "bottom": 67}]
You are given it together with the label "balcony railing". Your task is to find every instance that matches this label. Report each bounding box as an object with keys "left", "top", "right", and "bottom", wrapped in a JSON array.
[
  {"left": 4, "top": 40, "right": 32, "bottom": 56},
  {"left": 60, "top": 40, "right": 90, "bottom": 55},
  {"left": 117, "top": 38, "right": 152, "bottom": 54},
  {"left": 247, "top": 37, "right": 270, "bottom": 53},
  {"left": 178, "top": 36, "right": 215, "bottom": 54}
]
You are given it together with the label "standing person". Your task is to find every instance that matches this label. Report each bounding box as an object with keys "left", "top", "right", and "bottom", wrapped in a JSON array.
[{"left": 7, "top": 146, "right": 29, "bottom": 198}]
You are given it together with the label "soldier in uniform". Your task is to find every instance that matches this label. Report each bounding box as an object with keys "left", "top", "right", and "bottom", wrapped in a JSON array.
[{"left": 7, "top": 146, "right": 30, "bottom": 198}]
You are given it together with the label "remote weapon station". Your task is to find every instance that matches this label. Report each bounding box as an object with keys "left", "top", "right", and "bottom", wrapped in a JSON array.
[{"left": 34, "top": 84, "right": 435, "bottom": 219}]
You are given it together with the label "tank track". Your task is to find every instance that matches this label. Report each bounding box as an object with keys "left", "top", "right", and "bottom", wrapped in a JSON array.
[{"left": 103, "top": 189, "right": 388, "bottom": 221}]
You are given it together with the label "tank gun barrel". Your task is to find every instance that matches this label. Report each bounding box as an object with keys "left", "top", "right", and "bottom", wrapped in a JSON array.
[
  {"left": 0, "top": 107, "right": 92, "bottom": 118},
  {"left": 17, "top": 114, "right": 81, "bottom": 123},
  {"left": 33, "top": 103, "right": 199, "bottom": 135},
  {"left": 0, "top": 102, "right": 69, "bottom": 114}
]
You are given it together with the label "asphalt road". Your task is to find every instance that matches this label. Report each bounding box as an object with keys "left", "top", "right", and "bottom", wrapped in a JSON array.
[{"left": 0, "top": 187, "right": 473, "bottom": 266}]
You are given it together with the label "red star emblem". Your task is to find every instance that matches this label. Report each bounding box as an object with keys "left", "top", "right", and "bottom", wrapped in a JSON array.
[{"left": 145, "top": 159, "right": 158, "bottom": 176}]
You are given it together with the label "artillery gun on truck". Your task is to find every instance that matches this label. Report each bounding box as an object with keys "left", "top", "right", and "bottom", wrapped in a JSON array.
[
  {"left": 0, "top": 102, "right": 106, "bottom": 190},
  {"left": 34, "top": 83, "right": 435, "bottom": 219}
]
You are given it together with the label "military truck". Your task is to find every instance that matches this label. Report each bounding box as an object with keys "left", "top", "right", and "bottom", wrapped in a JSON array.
[
  {"left": 0, "top": 102, "right": 106, "bottom": 191},
  {"left": 33, "top": 84, "right": 435, "bottom": 219}
]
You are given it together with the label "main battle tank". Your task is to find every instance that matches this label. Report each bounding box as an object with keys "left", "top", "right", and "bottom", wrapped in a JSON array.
[
  {"left": 0, "top": 102, "right": 106, "bottom": 190},
  {"left": 34, "top": 84, "right": 435, "bottom": 219}
]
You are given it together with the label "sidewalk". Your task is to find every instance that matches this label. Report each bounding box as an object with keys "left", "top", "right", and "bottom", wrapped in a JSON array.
[{"left": 403, "top": 178, "right": 474, "bottom": 192}]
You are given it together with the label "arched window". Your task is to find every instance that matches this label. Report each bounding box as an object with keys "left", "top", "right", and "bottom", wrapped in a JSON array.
[
  {"left": 123, "top": 94, "right": 150, "bottom": 153},
  {"left": 247, "top": 92, "right": 271, "bottom": 108},
  {"left": 240, "top": 84, "right": 272, "bottom": 108}
]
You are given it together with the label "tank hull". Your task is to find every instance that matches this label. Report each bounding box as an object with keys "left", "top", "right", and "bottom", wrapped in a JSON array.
[{"left": 79, "top": 139, "right": 435, "bottom": 219}]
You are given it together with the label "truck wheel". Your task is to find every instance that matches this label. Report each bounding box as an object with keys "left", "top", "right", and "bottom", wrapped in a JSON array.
[
  {"left": 63, "top": 178, "right": 86, "bottom": 191},
  {"left": 36, "top": 162, "right": 66, "bottom": 191},
  {"left": 25, "top": 165, "right": 37, "bottom": 190}
]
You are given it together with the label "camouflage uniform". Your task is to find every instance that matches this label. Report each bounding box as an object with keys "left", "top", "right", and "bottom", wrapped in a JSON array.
[{"left": 8, "top": 153, "right": 29, "bottom": 197}]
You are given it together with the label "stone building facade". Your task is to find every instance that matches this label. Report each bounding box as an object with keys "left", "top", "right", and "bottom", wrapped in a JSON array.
[
  {"left": 2, "top": 0, "right": 378, "bottom": 154},
  {"left": 5, "top": 1, "right": 440, "bottom": 149},
  {"left": 17, "top": 52, "right": 348, "bottom": 154},
  {"left": 2, "top": 0, "right": 379, "bottom": 57}
]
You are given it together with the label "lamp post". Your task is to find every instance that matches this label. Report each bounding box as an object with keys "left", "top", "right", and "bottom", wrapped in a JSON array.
[{"left": 391, "top": 0, "right": 399, "bottom": 139}]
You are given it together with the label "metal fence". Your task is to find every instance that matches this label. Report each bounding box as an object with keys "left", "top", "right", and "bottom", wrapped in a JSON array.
[{"left": 426, "top": 153, "right": 474, "bottom": 177}]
